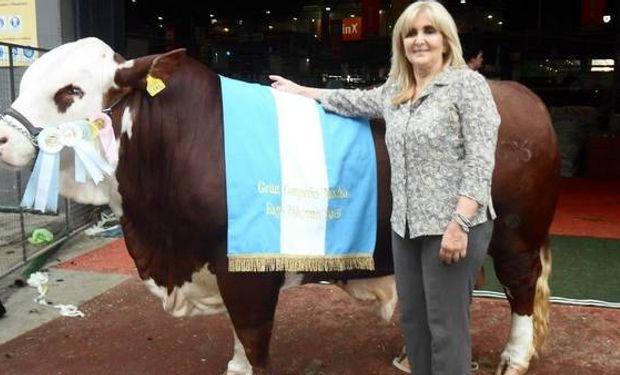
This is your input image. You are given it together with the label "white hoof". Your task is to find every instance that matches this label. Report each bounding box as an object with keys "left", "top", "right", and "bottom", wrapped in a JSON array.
[
  {"left": 495, "top": 359, "right": 529, "bottom": 375},
  {"left": 224, "top": 371, "right": 251, "bottom": 375},
  {"left": 495, "top": 314, "right": 534, "bottom": 375},
  {"left": 226, "top": 331, "right": 253, "bottom": 375}
]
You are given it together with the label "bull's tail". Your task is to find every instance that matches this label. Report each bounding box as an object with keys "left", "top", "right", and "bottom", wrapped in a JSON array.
[{"left": 532, "top": 238, "right": 552, "bottom": 356}]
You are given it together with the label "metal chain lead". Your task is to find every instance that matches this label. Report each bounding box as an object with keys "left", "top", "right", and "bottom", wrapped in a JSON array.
[{"left": 0, "top": 114, "right": 37, "bottom": 146}]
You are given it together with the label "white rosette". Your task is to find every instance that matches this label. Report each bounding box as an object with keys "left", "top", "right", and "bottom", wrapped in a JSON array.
[
  {"left": 63, "top": 120, "right": 114, "bottom": 184},
  {"left": 38, "top": 127, "right": 64, "bottom": 153},
  {"left": 62, "top": 121, "right": 89, "bottom": 183}
]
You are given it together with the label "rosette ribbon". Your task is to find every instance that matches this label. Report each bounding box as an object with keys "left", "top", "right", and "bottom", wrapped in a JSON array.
[
  {"left": 90, "top": 112, "right": 118, "bottom": 165},
  {"left": 20, "top": 117, "right": 115, "bottom": 213}
]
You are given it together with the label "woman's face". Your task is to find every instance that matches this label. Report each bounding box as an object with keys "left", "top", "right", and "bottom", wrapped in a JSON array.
[{"left": 402, "top": 13, "right": 446, "bottom": 72}]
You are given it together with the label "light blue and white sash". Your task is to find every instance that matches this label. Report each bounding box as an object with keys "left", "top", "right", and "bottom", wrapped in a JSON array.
[{"left": 221, "top": 76, "right": 377, "bottom": 272}]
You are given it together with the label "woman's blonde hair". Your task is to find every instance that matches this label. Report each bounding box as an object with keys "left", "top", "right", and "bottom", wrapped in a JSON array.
[{"left": 389, "top": 0, "right": 466, "bottom": 105}]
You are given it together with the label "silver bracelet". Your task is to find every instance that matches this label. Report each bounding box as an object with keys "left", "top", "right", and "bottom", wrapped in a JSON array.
[{"left": 452, "top": 212, "right": 473, "bottom": 233}]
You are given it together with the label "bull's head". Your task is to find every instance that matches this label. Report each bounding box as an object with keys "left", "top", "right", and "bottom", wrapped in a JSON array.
[{"left": 0, "top": 37, "right": 185, "bottom": 209}]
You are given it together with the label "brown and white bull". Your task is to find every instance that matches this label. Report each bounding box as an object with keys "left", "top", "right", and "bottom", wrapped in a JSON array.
[{"left": 0, "top": 38, "right": 559, "bottom": 375}]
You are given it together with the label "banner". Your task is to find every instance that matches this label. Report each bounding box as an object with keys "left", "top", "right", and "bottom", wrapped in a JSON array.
[
  {"left": 0, "top": 0, "right": 38, "bottom": 67},
  {"left": 220, "top": 76, "right": 377, "bottom": 272}
]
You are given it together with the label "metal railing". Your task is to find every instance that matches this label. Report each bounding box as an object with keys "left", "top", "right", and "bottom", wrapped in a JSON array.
[{"left": 0, "top": 42, "right": 99, "bottom": 279}]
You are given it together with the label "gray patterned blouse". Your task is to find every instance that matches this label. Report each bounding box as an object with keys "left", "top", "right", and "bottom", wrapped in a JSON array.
[{"left": 320, "top": 66, "right": 501, "bottom": 238}]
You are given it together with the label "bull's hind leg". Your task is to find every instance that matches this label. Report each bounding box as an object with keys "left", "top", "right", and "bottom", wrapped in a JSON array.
[
  {"left": 489, "top": 238, "right": 551, "bottom": 375},
  {"left": 217, "top": 271, "right": 284, "bottom": 375}
]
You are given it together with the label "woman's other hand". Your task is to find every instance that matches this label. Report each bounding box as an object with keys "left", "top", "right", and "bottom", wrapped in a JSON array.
[{"left": 439, "top": 221, "right": 468, "bottom": 264}]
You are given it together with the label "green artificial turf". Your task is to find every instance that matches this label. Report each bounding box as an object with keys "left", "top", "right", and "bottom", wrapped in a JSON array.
[{"left": 480, "top": 236, "right": 620, "bottom": 303}]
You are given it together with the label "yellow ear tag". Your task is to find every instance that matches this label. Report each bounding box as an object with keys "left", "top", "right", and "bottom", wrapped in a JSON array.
[{"left": 146, "top": 74, "right": 166, "bottom": 96}]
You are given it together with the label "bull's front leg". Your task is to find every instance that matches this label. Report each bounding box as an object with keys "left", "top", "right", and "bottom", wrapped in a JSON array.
[
  {"left": 490, "top": 239, "right": 551, "bottom": 375},
  {"left": 225, "top": 332, "right": 253, "bottom": 375},
  {"left": 217, "top": 271, "right": 284, "bottom": 374}
]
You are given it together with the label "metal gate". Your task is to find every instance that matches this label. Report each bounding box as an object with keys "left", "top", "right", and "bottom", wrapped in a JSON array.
[{"left": 0, "top": 42, "right": 98, "bottom": 279}]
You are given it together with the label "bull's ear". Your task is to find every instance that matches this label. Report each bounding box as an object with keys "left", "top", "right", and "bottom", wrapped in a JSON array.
[{"left": 114, "top": 48, "right": 187, "bottom": 91}]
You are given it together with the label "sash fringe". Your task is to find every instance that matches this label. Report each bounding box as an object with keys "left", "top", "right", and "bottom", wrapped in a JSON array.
[{"left": 228, "top": 255, "right": 375, "bottom": 272}]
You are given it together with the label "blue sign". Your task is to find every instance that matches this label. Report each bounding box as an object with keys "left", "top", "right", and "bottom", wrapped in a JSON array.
[
  {"left": 9, "top": 16, "right": 21, "bottom": 30},
  {"left": 23, "top": 48, "right": 35, "bottom": 59}
]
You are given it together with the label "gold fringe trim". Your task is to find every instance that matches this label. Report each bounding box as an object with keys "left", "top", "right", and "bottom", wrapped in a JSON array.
[{"left": 228, "top": 254, "right": 375, "bottom": 272}]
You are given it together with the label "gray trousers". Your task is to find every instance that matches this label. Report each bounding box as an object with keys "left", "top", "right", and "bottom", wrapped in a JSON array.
[{"left": 393, "top": 220, "right": 493, "bottom": 375}]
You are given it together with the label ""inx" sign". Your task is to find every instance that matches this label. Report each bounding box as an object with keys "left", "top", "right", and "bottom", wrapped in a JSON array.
[{"left": 342, "top": 17, "right": 362, "bottom": 41}]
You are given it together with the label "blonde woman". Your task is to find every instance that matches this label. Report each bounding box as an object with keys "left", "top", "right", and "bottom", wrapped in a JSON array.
[{"left": 270, "top": 1, "right": 500, "bottom": 373}]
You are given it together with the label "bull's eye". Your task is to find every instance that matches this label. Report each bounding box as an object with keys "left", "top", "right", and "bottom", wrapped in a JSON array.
[
  {"left": 66, "top": 85, "right": 84, "bottom": 97},
  {"left": 54, "top": 84, "right": 85, "bottom": 113}
]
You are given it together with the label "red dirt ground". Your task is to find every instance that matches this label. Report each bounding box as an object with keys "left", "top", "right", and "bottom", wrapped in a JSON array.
[
  {"left": 55, "top": 238, "right": 137, "bottom": 276},
  {"left": 0, "top": 279, "right": 619, "bottom": 375}
]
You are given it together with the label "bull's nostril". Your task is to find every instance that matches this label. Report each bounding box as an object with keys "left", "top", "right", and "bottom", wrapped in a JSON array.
[{"left": 0, "top": 136, "right": 8, "bottom": 145}]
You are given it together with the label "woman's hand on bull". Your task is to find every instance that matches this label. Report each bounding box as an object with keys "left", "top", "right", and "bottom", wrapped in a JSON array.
[
  {"left": 439, "top": 221, "right": 468, "bottom": 264},
  {"left": 269, "top": 75, "right": 325, "bottom": 101},
  {"left": 269, "top": 75, "right": 302, "bottom": 94}
]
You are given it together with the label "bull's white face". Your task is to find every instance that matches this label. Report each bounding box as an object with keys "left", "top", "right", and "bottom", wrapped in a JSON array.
[
  {"left": 0, "top": 37, "right": 119, "bottom": 168},
  {"left": 0, "top": 37, "right": 123, "bottom": 207}
]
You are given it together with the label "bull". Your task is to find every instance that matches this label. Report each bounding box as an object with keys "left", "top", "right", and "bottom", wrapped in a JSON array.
[{"left": 0, "top": 38, "right": 559, "bottom": 375}]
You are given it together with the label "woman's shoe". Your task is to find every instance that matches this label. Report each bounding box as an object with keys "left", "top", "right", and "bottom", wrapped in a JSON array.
[
  {"left": 391, "top": 347, "right": 479, "bottom": 374},
  {"left": 471, "top": 361, "right": 480, "bottom": 372},
  {"left": 392, "top": 347, "right": 411, "bottom": 373}
]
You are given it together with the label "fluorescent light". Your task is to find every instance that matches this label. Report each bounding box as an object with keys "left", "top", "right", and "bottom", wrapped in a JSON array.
[{"left": 591, "top": 67, "right": 614, "bottom": 72}]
